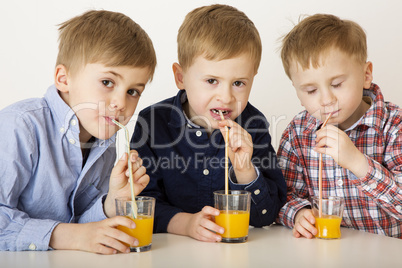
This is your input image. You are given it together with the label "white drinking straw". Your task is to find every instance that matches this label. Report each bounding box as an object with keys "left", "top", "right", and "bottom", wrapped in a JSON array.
[{"left": 112, "top": 119, "right": 138, "bottom": 219}]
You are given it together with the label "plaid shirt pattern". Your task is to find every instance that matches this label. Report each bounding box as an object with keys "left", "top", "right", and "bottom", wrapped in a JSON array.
[{"left": 277, "top": 83, "right": 402, "bottom": 238}]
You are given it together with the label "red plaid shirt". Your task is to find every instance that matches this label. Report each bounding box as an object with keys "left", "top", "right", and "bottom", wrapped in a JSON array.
[{"left": 277, "top": 83, "right": 402, "bottom": 238}]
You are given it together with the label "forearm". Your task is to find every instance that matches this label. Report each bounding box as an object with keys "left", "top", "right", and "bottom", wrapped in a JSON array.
[{"left": 349, "top": 156, "right": 402, "bottom": 219}]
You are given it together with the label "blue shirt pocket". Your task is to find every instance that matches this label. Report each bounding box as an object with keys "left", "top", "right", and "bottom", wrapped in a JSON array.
[{"left": 74, "top": 183, "right": 101, "bottom": 216}]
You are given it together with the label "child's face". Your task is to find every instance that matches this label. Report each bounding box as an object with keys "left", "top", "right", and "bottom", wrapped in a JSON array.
[
  {"left": 174, "top": 53, "right": 256, "bottom": 132},
  {"left": 58, "top": 63, "right": 150, "bottom": 143},
  {"left": 289, "top": 48, "right": 373, "bottom": 130}
]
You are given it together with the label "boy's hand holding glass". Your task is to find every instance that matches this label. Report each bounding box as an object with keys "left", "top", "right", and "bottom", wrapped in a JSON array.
[
  {"left": 168, "top": 206, "right": 224, "bottom": 242},
  {"left": 50, "top": 216, "right": 138, "bottom": 254},
  {"left": 104, "top": 151, "right": 150, "bottom": 218},
  {"left": 218, "top": 119, "right": 257, "bottom": 184},
  {"left": 293, "top": 208, "right": 317, "bottom": 239}
]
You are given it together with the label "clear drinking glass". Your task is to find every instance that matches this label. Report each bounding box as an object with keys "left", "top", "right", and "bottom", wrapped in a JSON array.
[
  {"left": 312, "top": 196, "right": 344, "bottom": 239},
  {"left": 214, "top": 190, "right": 251, "bottom": 243},
  {"left": 115, "top": 196, "right": 155, "bottom": 252}
]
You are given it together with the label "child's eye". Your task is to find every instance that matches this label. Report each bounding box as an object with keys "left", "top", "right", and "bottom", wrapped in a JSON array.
[
  {"left": 207, "top": 79, "right": 218, "bottom": 85},
  {"left": 102, "top": 80, "right": 114, "bottom": 88},
  {"left": 127, "top": 89, "right": 141, "bottom": 97},
  {"left": 307, "top": 89, "right": 317, "bottom": 95},
  {"left": 332, "top": 83, "right": 342, "bottom": 88},
  {"left": 233, "top": 81, "right": 245, "bottom": 87}
]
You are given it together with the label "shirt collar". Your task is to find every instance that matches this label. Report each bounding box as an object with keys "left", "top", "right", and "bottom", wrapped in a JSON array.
[{"left": 358, "top": 83, "right": 386, "bottom": 130}]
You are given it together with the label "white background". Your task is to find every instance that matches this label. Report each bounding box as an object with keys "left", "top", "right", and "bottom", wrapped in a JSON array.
[{"left": 1, "top": 0, "right": 401, "bottom": 152}]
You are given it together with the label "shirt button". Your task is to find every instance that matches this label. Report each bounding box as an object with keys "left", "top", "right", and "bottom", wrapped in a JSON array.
[
  {"left": 69, "top": 138, "right": 76, "bottom": 145},
  {"left": 370, "top": 182, "right": 378, "bottom": 189},
  {"left": 59, "top": 127, "right": 65, "bottom": 133},
  {"left": 70, "top": 119, "right": 77, "bottom": 126},
  {"left": 28, "top": 243, "right": 36, "bottom": 250},
  {"left": 396, "top": 205, "right": 402, "bottom": 214},
  {"left": 203, "top": 169, "right": 209, "bottom": 175},
  {"left": 262, "top": 209, "right": 267, "bottom": 215},
  {"left": 196, "top": 130, "right": 202, "bottom": 137},
  {"left": 337, "top": 180, "right": 343, "bottom": 186},
  {"left": 254, "top": 189, "right": 260, "bottom": 195}
]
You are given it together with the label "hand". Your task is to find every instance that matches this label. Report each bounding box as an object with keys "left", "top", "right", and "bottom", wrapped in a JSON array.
[
  {"left": 104, "top": 150, "right": 150, "bottom": 217},
  {"left": 167, "top": 206, "right": 224, "bottom": 242},
  {"left": 218, "top": 120, "right": 257, "bottom": 183},
  {"left": 293, "top": 208, "right": 317, "bottom": 239},
  {"left": 314, "top": 125, "right": 369, "bottom": 178},
  {"left": 50, "top": 216, "right": 138, "bottom": 254}
]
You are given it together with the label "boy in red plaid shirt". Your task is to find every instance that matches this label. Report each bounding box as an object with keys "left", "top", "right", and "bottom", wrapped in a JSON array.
[{"left": 276, "top": 14, "right": 402, "bottom": 238}]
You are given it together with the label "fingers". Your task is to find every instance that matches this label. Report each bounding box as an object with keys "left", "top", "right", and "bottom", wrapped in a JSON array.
[
  {"left": 103, "top": 217, "right": 139, "bottom": 253},
  {"left": 218, "top": 120, "right": 253, "bottom": 152},
  {"left": 294, "top": 210, "right": 317, "bottom": 239},
  {"left": 192, "top": 207, "right": 223, "bottom": 242}
]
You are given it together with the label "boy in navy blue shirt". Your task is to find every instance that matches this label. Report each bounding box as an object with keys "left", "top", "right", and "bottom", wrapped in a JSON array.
[{"left": 131, "top": 4, "right": 286, "bottom": 242}]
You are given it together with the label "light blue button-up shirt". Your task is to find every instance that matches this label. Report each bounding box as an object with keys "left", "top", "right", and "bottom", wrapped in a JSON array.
[{"left": 0, "top": 85, "right": 116, "bottom": 251}]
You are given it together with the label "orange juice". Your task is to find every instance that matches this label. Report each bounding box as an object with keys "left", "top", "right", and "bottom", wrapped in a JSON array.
[
  {"left": 314, "top": 215, "right": 342, "bottom": 239},
  {"left": 117, "top": 215, "right": 154, "bottom": 247},
  {"left": 215, "top": 210, "right": 250, "bottom": 238}
]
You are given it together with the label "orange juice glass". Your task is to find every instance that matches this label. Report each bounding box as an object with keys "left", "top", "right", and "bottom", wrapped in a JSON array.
[
  {"left": 115, "top": 197, "right": 155, "bottom": 252},
  {"left": 214, "top": 190, "right": 251, "bottom": 243},
  {"left": 312, "top": 196, "right": 344, "bottom": 239}
]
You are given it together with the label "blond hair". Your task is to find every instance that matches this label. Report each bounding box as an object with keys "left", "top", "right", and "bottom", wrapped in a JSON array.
[
  {"left": 177, "top": 4, "right": 261, "bottom": 73},
  {"left": 281, "top": 14, "right": 367, "bottom": 78},
  {"left": 56, "top": 10, "right": 157, "bottom": 80}
]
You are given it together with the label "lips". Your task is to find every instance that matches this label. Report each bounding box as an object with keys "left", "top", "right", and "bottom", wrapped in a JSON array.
[{"left": 104, "top": 116, "right": 118, "bottom": 126}]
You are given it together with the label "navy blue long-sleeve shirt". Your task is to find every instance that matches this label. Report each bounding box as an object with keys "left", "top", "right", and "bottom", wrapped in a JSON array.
[{"left": 131, "top": 90, "right": 286, "bottom": 233}]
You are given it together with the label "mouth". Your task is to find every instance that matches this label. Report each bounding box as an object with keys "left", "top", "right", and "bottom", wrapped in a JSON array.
[
  {"left": 211, "top": 109, "right": 230, "bottom": 116},
  {"left": 104, "top": 116, "right": 119, "bottom": 126},
  {"left": 210, "top": 108, "right": 232, "bottom": 120},
  {"left": 324, "top": 109, "right": 339, "bottom": 116}
]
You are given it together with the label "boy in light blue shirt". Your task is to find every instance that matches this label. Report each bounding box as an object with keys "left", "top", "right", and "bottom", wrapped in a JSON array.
[{"left": 0, "top": 10, "right": 156, "bottom": 254}]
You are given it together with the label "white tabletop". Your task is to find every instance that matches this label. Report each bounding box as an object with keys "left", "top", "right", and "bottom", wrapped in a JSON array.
[{"left": 1, "top": 224, "right": 400, "bottom": 268}]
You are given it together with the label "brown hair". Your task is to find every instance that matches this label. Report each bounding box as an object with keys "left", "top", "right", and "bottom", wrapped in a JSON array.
[
  {"left": 56, "top": 10, "right": 157, "bottom": 80},
  {"left": 280, "top": 14, "right": 367, "bottom": 78},
  {"left": 177, "top": 4, "right": 261, "bottom": 73}
]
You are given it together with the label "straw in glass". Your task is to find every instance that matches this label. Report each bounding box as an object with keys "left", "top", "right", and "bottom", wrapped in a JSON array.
[
  {"left": 219, "top": 111, "right": 229, "bottom": 195},
  {"left": 318, "top": 112, "right": 333, "bottom": 218},
  {"left": 112, "top": 119, "right": 138, "bottom": 219}
]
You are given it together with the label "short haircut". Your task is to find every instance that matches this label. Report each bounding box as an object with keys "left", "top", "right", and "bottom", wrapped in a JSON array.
[
  {"left": 177, "top": 4, "right": 262, "bottom": 73},
  {"left": 56, "top": 10, "right": 157, "bottom": 80},
  {"left": 280, "top": 14, "right": 367, "bottom": 78}
]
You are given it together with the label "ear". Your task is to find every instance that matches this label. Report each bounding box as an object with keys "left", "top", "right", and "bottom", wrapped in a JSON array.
[
  {"left": 172, "top": 62, "right": 185, "bottom": 90},
  {"left": 363, "top": 61, "right": 373, "bottom": 89},
  {"left": 55, "top": 64, "right": 69, "bottom": 92}
]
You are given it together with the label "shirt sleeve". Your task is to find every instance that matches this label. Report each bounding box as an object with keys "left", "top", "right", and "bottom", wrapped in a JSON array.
[
  {"left": 276, "top": 125, "right": 312, "bottom": 229},
  {"left": 229, "top": 119, "right": 287, "bottom": 228},
  {"left": 348, "top": 122, "right": 402, "bottom": 220},
  {"left": 0, "top": 112, "right": 58, "bottom": 251}
]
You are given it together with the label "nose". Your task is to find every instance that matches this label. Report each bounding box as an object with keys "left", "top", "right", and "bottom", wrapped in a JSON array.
[
  {"left": 320, "top": 88, "right": 336, "bottom": 107},
  {"left": 109, "top": 91, "right": 126, "bottom": 112},
  {"left": 217, "top": 84, "right": 233, "bottom": 104}
]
